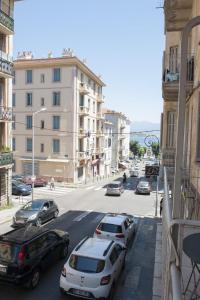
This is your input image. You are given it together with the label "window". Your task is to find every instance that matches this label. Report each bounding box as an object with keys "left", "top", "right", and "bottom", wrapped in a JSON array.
[
  {"left": 196, "top": 95, "right": 200, "bottom": 161},
  {"left": 13, "top": 70, "right": 16, "bottom": 85},
  {"left": 12, "top": 115, "right": 15, "bottom": 130},
  {"left": 41, "top": 120, "right": 44, "bottom": 129},
  {"left": 93, "top": 101, "right": 95, "bottom": 113},
  {"left": 69, "top": 255, "right": 105, "bottom": 273},
  {"left": 93, "top": 120, "right": 95, "bottom": 132},
  {"left": 169, "top": 46, "right": 178, "bottom": 73},
  {"left": 26, "top": 93, "right": 32, "bottom": 106},
  {"left": 26, "top": 138, "right": 32, "bottom": 152},
  {"left": 53, "top": 92, "right": 60, "bottom": 106},
  {"left": 109, "top": 247, "right": 118, "bottom": 265},
  {"left": 93, "top": 82, "right": 96, "bottom": 94},
  {"left": 12, "top": 93, "right": 16, "bottom": 107},
  {"left": 79, "top": 94, "right": 84, "bottom": 107},
  {"left": 40, "top": 143, "right": 44, "bottom": 153},
  {"left": 53, "top": 68, "right": 61, "bottom": 82},
  {"left": 167, "top": 111, "right": 175, "bottom": 148},
  {"left": 53, "top": 116, "right": 60, "bottom": 130},
  {"left": 88, "top": 98, "right": 90, "bottom": 110},
  {"left": 26, "top": 70, "right": 33, "bottom": 84},
  {"left": 12, "top": 138, "right": 16, "bottom": 151},
  {"left": 41, "top": 97, "right": 45, "bottom": 106},
  {"left": 80, "top": 73, "right": 84, "bottom": 83},
  {"left": 53, "top": 139, "right": 60, "bottom": 153},
  {"left": 88, "top": 119, "right": 90, "bottom": 130},
  {"left": 26, "top": 115, "right": 32, "bottom": 129},
  {"left": 40, "top": 74, "right": 45, "bottom": 83}
]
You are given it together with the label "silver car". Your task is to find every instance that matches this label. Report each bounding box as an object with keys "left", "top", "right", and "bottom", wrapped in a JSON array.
[{"left": 106, "top": 181, "right": 124, "bottom": 196}]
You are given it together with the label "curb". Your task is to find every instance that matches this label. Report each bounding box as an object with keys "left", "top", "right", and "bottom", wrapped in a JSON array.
[{"left": 0, "top": 216, "right": 12, "bottom": 225}]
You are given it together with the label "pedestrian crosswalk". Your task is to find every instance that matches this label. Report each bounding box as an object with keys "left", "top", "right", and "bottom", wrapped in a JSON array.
[{"left": 20, "top": 186, "right": 75, "bottom": 200}]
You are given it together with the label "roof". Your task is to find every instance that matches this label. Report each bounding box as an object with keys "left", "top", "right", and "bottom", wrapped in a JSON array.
[
  {"left": 100, "top": 214, "right": 126, "bottom": 226},
  {"left": 0, "top": 226, "right": 49, "bottom": 244},
  {"left": 73, "top": 237, "right": 113, "bottom": 259},
  {"left": 103, "top": 108, "right": 131, "bottom": 123}
]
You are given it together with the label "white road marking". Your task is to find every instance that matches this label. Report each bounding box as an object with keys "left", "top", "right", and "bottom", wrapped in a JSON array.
[
  {"left": 94, "top": 187, "right": 102, "bottom": 191},
  {"left": 86, "top": 186, "right": 96, "bottom": 190},
  {"left": 73, "top": 210, "right": 93, "bottom": 222}
]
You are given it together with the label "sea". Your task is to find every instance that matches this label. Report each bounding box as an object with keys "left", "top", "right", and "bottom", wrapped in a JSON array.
[{"left": 131, "top": 134, "right": 160, "bottom": 146}]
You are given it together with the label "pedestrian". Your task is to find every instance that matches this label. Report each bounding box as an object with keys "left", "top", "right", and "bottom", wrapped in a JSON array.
[
  {"left": 160, "top": 198, "right": 163, "bottom": 217},
  {"left": 50, "top": 177, "right": 55, "bottom": 190}
]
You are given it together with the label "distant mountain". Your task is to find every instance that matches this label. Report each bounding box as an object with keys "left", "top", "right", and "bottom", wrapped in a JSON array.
[{"left": 131, "top": 121, "right": 160, "bottom": 132}]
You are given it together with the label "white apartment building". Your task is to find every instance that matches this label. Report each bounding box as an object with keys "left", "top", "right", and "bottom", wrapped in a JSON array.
[
  {"left": 13, "top": 49, "right": 106, "bottom": 183},
  {"left": 104, "top": 110, "right": 130, "bottom": 169},
  {"left": 103, "top": 118, "right": 113, "bottom": 177},
  {"left": 0, "top": 0, "right": 21, "bottom": 206}
]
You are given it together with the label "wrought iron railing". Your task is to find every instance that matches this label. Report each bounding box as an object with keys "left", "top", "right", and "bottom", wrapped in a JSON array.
[
  {"left": 0, "top": 152, "right": 13, "bottom": 166},
  {"left": 0, "top": 9, "right": 14, "bottom": 32},
  {"left": 0, "top": 50, "right": 13, "bottom": 76},
  {"left": 0, "top": 106, "right": 12, "bottom": 121}
]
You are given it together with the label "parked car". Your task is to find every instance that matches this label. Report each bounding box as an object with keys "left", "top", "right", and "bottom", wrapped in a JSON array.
[
  {"left": 12, "top": 199, "right": 59, "bottom": 227},
  {"left": 136, "top": 181, "right": 151, "bottom": 195},
  {"left": 12, "top": 174, "right": 24, "bottom": 182},
  {"left": 0, "top": 226, "right": 69, "bottom": 288},
  {"left": 12, "top": 180, "right": 31, "bottom": 196},
  {"left": 129, "top": 170, "right": 139, "bottom": 177},
  {"left": 60, "top": 237, "right": 126, "bottom": 299},
  {"left": 106, "top": 181, "right": 124, "bottom": 196},
  {"left": 94, "top": 213, "right": 136, "bottom": 246},
  {"left": 22, "top": 176, "right": 48, "bottom": 187}
]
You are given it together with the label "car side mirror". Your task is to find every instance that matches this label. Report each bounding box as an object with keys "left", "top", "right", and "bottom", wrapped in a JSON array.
[{"left": 129, "top": 220, "right": 133, "bottom": 224}]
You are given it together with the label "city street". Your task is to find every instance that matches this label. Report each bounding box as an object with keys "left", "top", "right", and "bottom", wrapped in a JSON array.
[{"left": 0, "top": 172, "right": 160, "bottom": 300}]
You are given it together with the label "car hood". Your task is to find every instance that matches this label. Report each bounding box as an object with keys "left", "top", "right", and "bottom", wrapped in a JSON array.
[{"left": 15, "top": 209, "right": 39, "bottom": 218}]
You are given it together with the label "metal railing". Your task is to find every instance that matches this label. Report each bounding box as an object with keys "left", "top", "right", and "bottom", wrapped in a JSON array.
[
  {"left": 0, "top": 50, "right": 13, "bottom": 76},
  {"left": 0, "top": 152, "right": 13, "bottom": 166},
  {"left": 0, "top": 106, "right": 12, "bottom": 121},
  {"left": 0, "top": 8, "right": 14, "bottom": 32}
]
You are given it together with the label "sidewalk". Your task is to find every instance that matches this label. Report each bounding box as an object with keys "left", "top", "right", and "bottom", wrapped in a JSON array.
[
  {"left": 0, "top": 197, "right": 25, "bottom": 225},
  {"left": 115, "top": 216, "right": 162, "bottom": 300}
]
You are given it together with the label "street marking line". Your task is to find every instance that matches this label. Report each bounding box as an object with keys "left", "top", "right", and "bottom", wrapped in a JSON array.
[
  {"left": 94, "top": 187, "right": 102, "bottom": 191},
  {"left": 73, "top": 210, "right": 93, "bottom": 222},
  {"left": 86, "top": 186, "right": 96, "bottom": 190}
]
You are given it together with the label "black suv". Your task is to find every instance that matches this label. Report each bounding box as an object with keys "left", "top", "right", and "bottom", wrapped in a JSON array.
[{"left": 0, "top": 226, "right": 69, "bottom": 288}]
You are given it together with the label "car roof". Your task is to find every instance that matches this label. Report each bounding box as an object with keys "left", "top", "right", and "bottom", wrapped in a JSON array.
[
  {"left": 25, "top": 199, "right": 54, "bottom": 205},
  {"left": 100, "top": 213, "right": 127, "bottom": 225},
  {"left": 0, "top": 226, "right": 50, "bottom": 244},
  {"left": 138, "top": 181, "right": 149, "bottom": 185},
  {"left": 73, "top": 237, "right": 114, "bottom": 259},
  {"left": 108, "top": 181, "right": 122, "bottom": 185}
]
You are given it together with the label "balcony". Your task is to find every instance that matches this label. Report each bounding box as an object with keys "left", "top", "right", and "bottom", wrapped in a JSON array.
[
  {"left": 161, "top": 148, "right": 176, "bottom": 167},
  {"left": 0, "top": 152, "right": 13, "bottom": 167},
  {"left": 164, "top": 0, "right": 192, "bottom": 32},
  {"left": 77, "top": 151, "right": 87, "bottom": 160},
  {"left": 78, "top": 129, "right": 88, "bottom": 138},
  {"left": 96, "top": 112, "right": 105, "bottom": 120},
  {"left": 97, "top": 94, "right": 105, "bottom": 103},
  {"left": 119, "top": 145, "right": 125, "bottom": 151},
  {"left": 79, "top": 106, "right": 89, "bottom": 116},
  {"left": 96, "top": 147, "right": 104, "bottom": 154},
  {"left": 119, "top": 133, "right": 126, "bottom": 139},
  {"left": 162, "top": 57, "right": 194, "bottom": 101},
  {"left": 0, "top": 106, "right": 12, "bottom": 121},
  {"left": 79, "top": 83, "right": 90, "bottom": 95},
  {"left": 0, "top": 50, "right": 13, "bottom": 78},
  {"left": 120, "top": 124, "right": 126, "bottom": 129},
  {"left": 0, "top": 9, "right": 14, "bottom": 35},
  {"left": 96, "top": 129, "right": 104, "bottom": 137}
]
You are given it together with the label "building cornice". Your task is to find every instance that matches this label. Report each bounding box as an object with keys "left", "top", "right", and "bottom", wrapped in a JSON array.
[{"left": 14, "top": 56, "right": 106, "bottom": 86}]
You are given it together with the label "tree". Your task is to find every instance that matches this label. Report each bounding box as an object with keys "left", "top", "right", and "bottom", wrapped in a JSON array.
[
  {"left": 151, "top": 142, "right": 160, "bottom": 158},
  {"left": 138, "top": 147, "right": 145, "bottom": 158},
  {"left": 130, "top": 141, "right": 140, "bottom": 156}
]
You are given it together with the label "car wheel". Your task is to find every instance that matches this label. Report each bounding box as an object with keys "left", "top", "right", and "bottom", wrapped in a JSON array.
[
  {"left": 54, "top": 210, "right": 59, "bottom": 218},
  {"left": 26, "top": 268, "right": 40, "bottom": 289},
  {"left": 60, "top": 244, "right": 68, "bottom": 259},
  {"left": 36, "top": 218, "right": 42, "bottom": 227}
]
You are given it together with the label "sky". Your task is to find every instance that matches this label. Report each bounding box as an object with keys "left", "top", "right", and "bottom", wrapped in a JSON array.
[{"left": 14, "top": 0, "right": 164, "bottom": 124}]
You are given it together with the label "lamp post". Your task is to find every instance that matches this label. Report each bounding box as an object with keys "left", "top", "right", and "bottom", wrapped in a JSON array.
[{"left": 32, "top": 108, "right": 47, "bottom": 201}]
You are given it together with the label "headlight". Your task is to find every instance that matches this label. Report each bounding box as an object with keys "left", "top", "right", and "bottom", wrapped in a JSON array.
[{"left": 28, "top": 214, "right": 38, "bottom": 220}]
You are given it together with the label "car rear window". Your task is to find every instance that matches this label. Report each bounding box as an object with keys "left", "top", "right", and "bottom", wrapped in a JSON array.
[
  {"left": 108, "top": 183, "right": 120, "bottom": 188},
  {"left": 69, "top": 255, "right": 105, "bottom": 273},
  {"left": 98, "top": 223, "right": 122, "bottom": 233},
  {"left": 0, "top": 242, "right": 19, "bottom": 263}
]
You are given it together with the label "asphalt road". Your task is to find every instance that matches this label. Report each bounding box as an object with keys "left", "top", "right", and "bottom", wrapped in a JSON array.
[{"left": 0, "top": 167, "right": 159, "bottom": 300}]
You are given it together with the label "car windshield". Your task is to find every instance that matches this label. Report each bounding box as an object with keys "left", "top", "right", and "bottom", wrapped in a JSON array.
[
  {"left": 98, "top": 222, "right": 122, "bottom": 233},
  {"left": 139, "top": 182, "right": 149, "bottom": 187},
  {"left": 0, "top": 242, "right": 19, "bottom": 263},
  {"left": 108, "top": 183, "right": 120, "bottom": 188},
  {"left": 22, "top": 201, "right": 43, "bottom": 211},
  {"left": 69, "top": 254, "right": 105, "bottom": 273}
]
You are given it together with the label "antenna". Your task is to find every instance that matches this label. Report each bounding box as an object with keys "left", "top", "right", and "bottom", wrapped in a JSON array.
[{"left": 156, "top": 0, "right": 164, "bottom": 9}]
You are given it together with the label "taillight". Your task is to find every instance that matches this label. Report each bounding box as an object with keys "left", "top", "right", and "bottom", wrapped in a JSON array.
[
  {"left": 116, "top": 233, "right": 125, "bottom": 238},
  {"left": 18, "top": 246, "right": 25, "bottom": 264},
  {"left": 100, "top": 275, "right": 111, "bottom": 285},
  {"left": 62, "top": 267, "right": 66, "bottom": 277},
  {"left": 95, "top": 229, "right": 101, "bottom": 235}
]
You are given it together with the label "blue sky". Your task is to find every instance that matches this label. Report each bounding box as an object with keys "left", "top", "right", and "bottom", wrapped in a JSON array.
[{"left": 14, "top": 0, "right": 164, "bottom": 123}]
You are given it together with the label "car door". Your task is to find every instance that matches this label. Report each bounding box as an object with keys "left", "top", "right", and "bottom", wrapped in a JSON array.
[
  {"left": 45, "top": 232, "right": 62, "bottom": 261},
  {"left": 114, "top": 243, "right": 125, "bottom": 271},
  {"left": 49, "top": 200, "right": 56, "bottom": 219},
  {"left": 40, "top": 202, "right": 51, "bottom": 222},
  {"left": 109, "top": 246, "right": 120, "bottom": 281}
]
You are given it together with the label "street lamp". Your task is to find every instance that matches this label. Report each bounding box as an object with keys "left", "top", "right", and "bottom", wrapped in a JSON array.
[{"left": 32, "top": 107, "right": 47, "bottom": 201}]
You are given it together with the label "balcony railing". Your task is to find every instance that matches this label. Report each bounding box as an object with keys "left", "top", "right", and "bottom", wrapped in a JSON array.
[
  {"left": 96, "top": 112, "right": 105, "bottom": 120},
  {"left": 0, "top": 9, "right": 14, "bottom": 33},
  {"left": 79, "top": 83, "right": 90, "bottom": 95},
  {"left": 162, "top": 148, "right": 176, "bottom": 167},
  {"left": 0, "top": 106, "right": 12, "bottom": 121},
  {"left": 96, "top": 129, "right": 104, "bottom": 136},
  {"left": 0, "top": 152, "right": 13, "bottom": 166},
  {"left": 78, "top": 151, "right": 87, "bottom": 160},
  {"left": 0, "top": 50, "right": 13, "bottom": 77},
  {"left": 79, "top": 106, "right": 89, "bottom": 116},
  {"left": 97, "top": 94, "right": 105, "bottom": 103}
]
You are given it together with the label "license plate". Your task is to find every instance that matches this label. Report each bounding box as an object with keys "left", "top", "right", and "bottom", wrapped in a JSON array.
[
  {"left": 0, "top": 265, "right": 7, "bottom": 273},
  {"left": 73, "top": 289, "right": 89, "bottom": 297}
]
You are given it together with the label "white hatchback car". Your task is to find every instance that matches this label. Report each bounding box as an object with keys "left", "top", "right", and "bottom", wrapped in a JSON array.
[
  {"left": 94, "top": 213, "right": 136, "bottom": 246},
  {"left": 60, "top": 237, "right": 126, "bottom": 299},
  {"left": 106, "top": 181, "right": 124, "bottom": 196}
]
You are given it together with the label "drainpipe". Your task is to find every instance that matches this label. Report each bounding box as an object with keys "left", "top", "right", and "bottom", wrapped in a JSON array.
[{"left": 173, "top": 16, "right": 200, "bottom": 220}]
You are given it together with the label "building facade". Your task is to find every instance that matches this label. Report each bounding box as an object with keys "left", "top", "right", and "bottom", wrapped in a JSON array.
[
  {"left": 103, "top": 118, "right": 113, "bottom": 177},
  {"left": 104, "top": 110, "right": 130, "bottom": 169},
  {"left": 13, "top": 49, "right": 106, "bottom": 183},
  {"left": 0, "top": 0, "right": 21, "bottom": 206}
]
